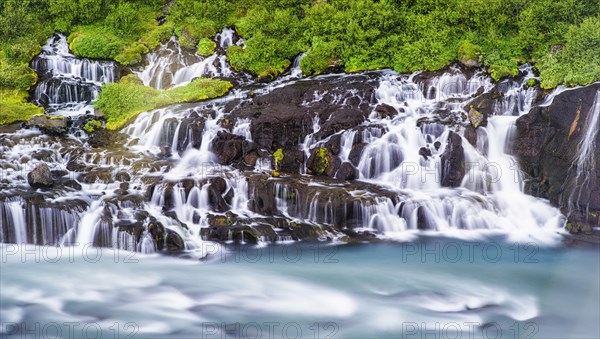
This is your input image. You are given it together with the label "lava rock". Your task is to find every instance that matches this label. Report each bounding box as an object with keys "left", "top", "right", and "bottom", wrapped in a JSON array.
[
  {"left": 335, "top": 162, "right": 357, "bottom": 180},
  {"left": 375, "top": 103, "right": 398, "bottom": 119},
  {"left": 440, "top": 131, "right": 465, "bottom": 187},
  {"left": 28, "top": 163, "right": 54, "bottom": 188}
]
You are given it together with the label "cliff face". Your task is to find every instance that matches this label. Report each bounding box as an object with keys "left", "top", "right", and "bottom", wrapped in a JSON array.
[{"left": 515, "top": 83, "right": 600, "bottom": 228}]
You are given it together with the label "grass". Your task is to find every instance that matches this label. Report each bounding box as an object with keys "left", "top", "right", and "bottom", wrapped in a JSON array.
[
  {"left": 95, "top": 77, "right": 232, "bottom": 130},
  {"left": 0, "top": 89, "right": 44, "bottom": 125}
]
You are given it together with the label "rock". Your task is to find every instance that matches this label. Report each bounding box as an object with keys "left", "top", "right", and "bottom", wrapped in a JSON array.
[
  {"left": 27, "top": 163, "right": 54, "bottom": 188},
  {"left": 375, "top": 104, "right": 398, "bottom": 119},
  {"left": 306, "top": 148, "right": 339, "bottom": 177},
  {"left": 88, "top": 128, "right": 127, "bottom": 148},
  {"left": 335, "top": 162, "right": 357, "bottom": 180},
  {"left": 278, "top": 147, "right": 305, "bottom": 174},
  {"left": 440, "top": 132, "right": 465, "bottom": 187},
  {"left": 348, "top": 143, "right": 366, "bottom": 167},
  {"left": 207, "top": 177, "right": 230, "bottom": 212},
  {"left": 211, "top": 131, "right": 244, "bottom": 165},
  {"left": 514, "top": 83, "right": 600, "bottom": 216},
  {"left": 419, "top": 147, "right": 432, "bottom": 159},
  {"left": 176, "top": 113, "right": 205, "bottom": 151},
  {"left": 324, "top": 135, "right": 342, "bottom": 155},
  {"left": 115, "top": 182, "right": 129, "bottom": 195},
  {"left": 115, "top": 171, "right": 131, "bottom": 182},
  {"left": 464, "top": 125, "right": 477, "bottom": 147},
  {"left": 26, "top": 115, "right": 69, "bottom": 135},
  {"left": 228, "top": 74, "right": 378, "bottom": 150},
  {"left": 468, "top": 107, "right": 487, "bottom": 128},
  {"left": 165, "top": 229, "right": 185, "bottom": 252}
]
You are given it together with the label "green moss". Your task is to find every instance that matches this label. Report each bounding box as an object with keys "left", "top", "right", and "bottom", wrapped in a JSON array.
[
  {"left": 197, "top": 38, "right": 217, "bottom": 57},
  {"left": 0, "top": 89, "right": 44, "bottom": 125},
  {"left": 0, "top": 61, "right": 38, "bottom": 90},
  {"left": 313, "top": 148, "right": 330, "bottom": 175},
  {"left": 300, "top": 38, "right": 340, "bottom": 75},
  {"left": 83, "top": 119, "right": 102, "bottom": 133},
  {"left": 96, "top": 78, "right": 232, "bottom": 130},
  {"left": 526, "top": 78, "right": 537, "bottom": 87},
  {"left": 273, "top": 148, "right": 284, "bottom": 167}
]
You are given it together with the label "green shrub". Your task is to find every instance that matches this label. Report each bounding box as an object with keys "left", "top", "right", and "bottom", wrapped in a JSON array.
[
  {"left": 197, "top": 38, "right": 217, "bottom": 57},
  {"left": 96, "top": 78, "right": 232, "bottom": 130},
  {"left": 69, "top": 28, "right": 126, "bottom": 60}
]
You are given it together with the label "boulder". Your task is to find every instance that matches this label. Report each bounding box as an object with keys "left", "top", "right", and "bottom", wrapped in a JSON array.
[
  {"left": 27, "top": 163, "right": 54, "bottom": 188},
  {"left": 468, "top": 107, "right": 487, "bottom": 129},
  {"left": 26, "top": 115, "right": 69, "bottom": 135},
  {"left": 211, "top": 131, "right": 244, "bottom": 165},
  {"left": 440, "top": 132, "right": 465, "bottom": 187},
  {"left": 514, "top": 83, "right": 600, "bottom": 219}
]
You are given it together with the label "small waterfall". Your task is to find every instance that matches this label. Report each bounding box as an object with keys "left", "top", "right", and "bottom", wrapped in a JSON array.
[
  {"left": 567, "top": 91, "right": 600, "bottom": 214},
  {"left": 31, "top": 34, "right": 119, "bottom": 116},
  {"left": 135, "top": 28, "right": 242, "bottom": 89}
]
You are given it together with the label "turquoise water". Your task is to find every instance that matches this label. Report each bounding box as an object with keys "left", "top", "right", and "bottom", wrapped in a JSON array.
[{"left": 1, "top": 238, "right": 599, "bottom": 338}]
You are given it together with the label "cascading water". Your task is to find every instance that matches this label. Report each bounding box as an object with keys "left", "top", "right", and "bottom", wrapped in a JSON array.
[
  {"left": 31, "top": 34, "right": 119, "bottom": 116},
  {"left": 135, "top": 28, "right": 243, "bottom": 89},
  {"left": 567, "top": 91, "right": 600, "bottom": 215}
]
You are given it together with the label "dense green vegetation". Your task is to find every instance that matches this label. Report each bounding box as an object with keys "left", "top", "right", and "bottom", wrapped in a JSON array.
[
  {"left": 1, "top": 0, "right": 600, "bottom": 126},
  {"left": 0, "top": 89, "right": 44, "bottom": 125},
  {"left": 96, "top": 75, "right": 232, "bottom": 130}
]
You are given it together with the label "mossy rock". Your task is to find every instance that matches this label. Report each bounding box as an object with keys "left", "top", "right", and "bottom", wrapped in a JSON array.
[{"left": 197, "top": 38, "right": 216, "bottom": 57}]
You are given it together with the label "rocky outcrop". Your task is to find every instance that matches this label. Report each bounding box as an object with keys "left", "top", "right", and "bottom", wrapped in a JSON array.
[
  {"left": 227, "top": 74, "right": 378, "bottom": 151},
  {"left": 26, "top": 115, "right": 70, "bottom": 135},
  {"left": 440, "top": 132, "right": 465, "bottom": 187},
  {"left": 514, "top": 83, "right": 600, "bottom": 225}
]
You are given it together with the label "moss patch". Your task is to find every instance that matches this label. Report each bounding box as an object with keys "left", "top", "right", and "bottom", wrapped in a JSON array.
[
  {"left": 197, "top": 38, "right": 217, "bottom": 57},
  {"left": 96, "top": 78, "right": 232, "bottom": 130},
  {"left": 0, "top": 89, "right": 44, "bottom": 125}
]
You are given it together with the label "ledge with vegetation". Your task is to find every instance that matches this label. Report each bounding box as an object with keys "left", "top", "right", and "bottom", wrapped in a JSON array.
[
  {"left": 95, "top": 75, "right": 232, "bottom": 130},
  {"left": 1, "top": 0, "right": 600, "bottom": 125}
]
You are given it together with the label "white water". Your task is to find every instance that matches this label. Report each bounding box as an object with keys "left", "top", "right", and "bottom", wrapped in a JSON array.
[
  {"left": 135, "top": 29, "right": 240, "bottom": 89},
  {"left": 31, "top": 34, "right": 118, "bottom": 116}
]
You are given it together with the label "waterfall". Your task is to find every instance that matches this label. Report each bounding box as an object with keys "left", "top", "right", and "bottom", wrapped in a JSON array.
[
  {"left": 31, "top": 34, "right": 119, "bottom": 116},
  {"left": 135, "top": 28, "right": 242, "bottom": 90},
  {"left": 567, "top": 91, "right": 600, "bottom": 215}
]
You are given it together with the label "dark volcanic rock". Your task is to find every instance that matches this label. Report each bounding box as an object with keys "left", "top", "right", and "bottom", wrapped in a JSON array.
[
  {"left": 440, "top": 131, "right": 465, "bottom": 187},
  {"left": 514, "top": 83, "right": 600, "bottom": 221},
  {"left": 228, "top": 74, "right": 378, "bottom": 150},
  {"left": 28, "top": 163, "right": 54, "bottom": 188},
  {"left": 211, "top": 131, "right": 244, "bottom": 165}
]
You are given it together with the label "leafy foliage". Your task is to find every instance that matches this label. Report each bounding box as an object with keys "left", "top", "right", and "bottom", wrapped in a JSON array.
[{"left": 0, "top": 89, "right": 44, "bottom": 125}]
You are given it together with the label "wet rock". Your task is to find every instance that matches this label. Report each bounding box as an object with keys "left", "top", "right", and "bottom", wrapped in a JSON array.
[
  {"left": 278, "top": 146, "right": 305, "bottom": 174},
  {"left": 335, "top": 162, "right": 357, "bottom": 180},
  {"left": 32, "top": 149, "right": 54, "bottom": 161},
  {"left": 208, "top": 177, "right": 230, "bottom": 212},
  {"left": 229, "top": 74, "right": 378, "bottom": 149},
  {"left": 514, "top": 83, "right": 600, "bottom": 216},
  {"left": 26, "top": 115, "right": 69, "bottom": 135},
  {"left": 306, "top": 148, "right": 338, "bottom": 177},
  {"left": 419, "top": 147, "right": 432, "bottom": 159},
  {"left": 115, "top": 182, "right": 129, "bottom": 195},
  {"left": 176, "top": 113, "right": 205, "bottom": 151},
  {"left": 28, "top": 163, "right": 54, "bottom": 188},
  {"left": 211, "top": 131, "right": 244, "bottom": 165},
  {"left": 464, "top": 125, "right": 478, "bottom": 147},
  {"left": 148, "top": 220, "right": 166, "bottom": 249},
  {"left": 165, "top": 229, "right": 185, "bottom": 251},
  {"left": 468, "top": 107, "right": 487, "bottom": 128},
  {"left": 440, "top": 132, "right": 465, "bottom": 187},
  {"left": 375, "top": 104, "right": 398, "bottom": 119},
  {"left": 115, "top": 171, "right": 131, "bottom": 182},
  {"left": 324, "top": 135, "right": 342, "bottom": 155},
  {"left": 88, "top": 128, "right": 127, "bottom": 148},
  {"left": 348, "top": 143, "right": 367, "bottom": 167},
  {"left": 63, "top": 179, "right": 82, "bottom": 191}
]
